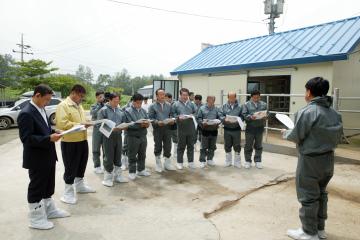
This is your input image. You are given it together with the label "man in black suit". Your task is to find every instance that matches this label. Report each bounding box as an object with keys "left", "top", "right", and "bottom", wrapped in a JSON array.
[{"left": 18, "top": 84, "right": 70, "bottom": 230}]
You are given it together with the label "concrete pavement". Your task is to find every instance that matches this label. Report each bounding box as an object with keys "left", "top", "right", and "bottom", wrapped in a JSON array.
[{"left": 0, "top": 128, "right": 359, "bottom": 240}]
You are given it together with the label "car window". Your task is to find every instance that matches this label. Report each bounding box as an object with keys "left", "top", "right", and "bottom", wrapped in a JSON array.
[
  {"left": 48, "top": 99, "right": 61, "bottom": 106},
  {"left": 17, "top": 100, "right": 30, "bottom": 109}
]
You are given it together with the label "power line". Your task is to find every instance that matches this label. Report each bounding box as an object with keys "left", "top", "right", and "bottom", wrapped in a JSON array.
[
  {"left": 277, "top": 32, "right": 323, "bottom": 56},
  {"left": 104, "top": 0, "right": 264, "bottom": 24},
  {"left": 12, "top": 33, "right": 33, "bottom": 62}
]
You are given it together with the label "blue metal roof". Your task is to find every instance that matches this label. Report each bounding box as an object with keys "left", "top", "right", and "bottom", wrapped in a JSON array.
[{"left": 171, "top": 16, "right": 360, "bottom": 75}]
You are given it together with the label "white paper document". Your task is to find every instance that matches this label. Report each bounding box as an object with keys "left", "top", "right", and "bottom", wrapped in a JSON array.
[
  {"left": 162, "top": 118, "right": 176, "bottom": 125},
  {"left": 225, "top": 115, "right": 245, "bottom": 130},
  {"left": 135, "top": 119, "right": 153, "bottom": 124},
  {"left": 275, "top": 113, "right": 294, "bottom": 129},
  {"left": 203, "top": 119, "right": 221, "bottom": 125},
  {"left": 99, "top": 119, "right": 135, "bottom": 138},
  {"left": 82, "top": 119, "right": 109, "bottom": 126},
  {"left": 59, "top": 125, "right": 86, "bottom": 136},
  {"left": 253, "top": 110, "right": 267, "bottom": 120},
  {"left": 179, "top": 114, "right": 198, "bottom": 130},
  {"left": 99, "top": 120, "right": 116, "bottom": 138},
  {"left": 115, "top": 122, "right": 135, "bottom": 129}
]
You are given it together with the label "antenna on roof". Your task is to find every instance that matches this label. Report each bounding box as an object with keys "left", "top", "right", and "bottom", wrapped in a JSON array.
[{"left": 264, "top": 0, "right": 284, "bottom": 34}]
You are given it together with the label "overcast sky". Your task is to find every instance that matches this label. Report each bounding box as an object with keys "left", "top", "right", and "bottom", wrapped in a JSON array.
[{"left": 1, "top": 0, "right": 359, "bottom": 78}]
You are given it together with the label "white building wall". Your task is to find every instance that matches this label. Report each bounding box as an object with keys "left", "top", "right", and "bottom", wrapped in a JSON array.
[
  {"left": 333, "top": 45, "right": 360, "bottom": 132},
  {"left": 180, "top": 62, "right": 333, "bottom": 116}
]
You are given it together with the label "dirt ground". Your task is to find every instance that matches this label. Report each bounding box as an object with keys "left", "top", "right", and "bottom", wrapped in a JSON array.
[{"left": 0, "top": 127, "right": 359, "bottom": 240}]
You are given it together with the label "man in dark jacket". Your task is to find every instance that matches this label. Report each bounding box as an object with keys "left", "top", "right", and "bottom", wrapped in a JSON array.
[
  {"left": 283, "top": 77, "right": 343, "bottom": 240},
  {"left": 18, "top": 84, "right": 69, "bottom": 230}
]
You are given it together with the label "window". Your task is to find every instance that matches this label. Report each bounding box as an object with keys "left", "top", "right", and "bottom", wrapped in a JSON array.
[
  {"left": 16, "top": 100, "right": 30, "bottom": 110},
  {"left": 48, "top": 99, "right": 61, "bottom": 106}
]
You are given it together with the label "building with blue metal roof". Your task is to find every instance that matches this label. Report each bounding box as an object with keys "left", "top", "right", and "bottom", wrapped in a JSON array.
[
  {"left": 171, "top": 16, "right": 360, "bottom": 76},
  {"left": 170, "top": 16, "right": 360, "bottom": 132}
]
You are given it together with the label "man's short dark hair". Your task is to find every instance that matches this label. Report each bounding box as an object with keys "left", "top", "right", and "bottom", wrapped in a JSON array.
[
  {"left": 132, "top": 93, "right": 144, "bottom": 102},
  {"left": 33, "top": 84, "right": 53, "bottom": 97},
  {"left": 108, "top": 93, "right": 120, "bottom": 101},
  {"left": 144, "top": 97, "right": 149, "bottom": 101},
  {"left": 155, "top": 88, "right": 165, "bottom": 96},
  {"left": 194, "top": 94, "right": 202, "bottom": 101},
  {"left": 180, "top": 88, "right": 190, "bottom": 95},
  {"left": 250, "top": 90, "right": 261, "bottom": 97},
  {"left": 189, "top": 92, "right": 194, "bottom": 96},
  {"left": 71, "top": 84, "right": 86, "bottom": 94},
  {"left": 165, "top": 93, "right": 172, "bottom": 99},
  {"left": 305, "top": 77, "right": 329, "bottom": 97},
  {"left": 95, "top": 90, "right": 104, "bottom": 97}
]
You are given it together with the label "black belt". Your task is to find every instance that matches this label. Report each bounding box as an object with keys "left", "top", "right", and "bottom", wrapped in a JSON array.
[{"left": 224, "top": 127, "right": 241, "bottom": 131}]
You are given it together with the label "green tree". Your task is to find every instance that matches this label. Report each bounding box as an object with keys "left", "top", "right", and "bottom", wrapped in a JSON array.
[
  {"left": 0, "top": 54, "right": 17, "bottom": 87},
  {"left": 96, "top": 74, "right": 111, "bottom": 89},
  {"left": 16, "top": 59, "right": 58, "bottom": 78},
  {"left": 15, "top": 59, "right": 58, "bottom": 90},
  {"left": 109, "top": 69, "right": 132, "bottom": 94},
  {"left": 75, "top": 65, "right": 94, "bottom": 83}
]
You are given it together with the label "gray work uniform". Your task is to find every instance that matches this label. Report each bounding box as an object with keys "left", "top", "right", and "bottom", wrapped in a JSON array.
[
  {"left": 194, "top": 103, "right": 203, "bottom": 144},
  {"left": 97, "top": 104, "right": 125, "bottom": 173},
  {"left": 148, "top": 101, "right": 173, "bottom": 158},
  {"left": 283, "top": 96, "right": 343, "bottom": 235},
  {"left": 197, "top": 104, "right": 221, "bottom": 162},
  {"left": 169, "top": 101, "right": 178, "bottom": 144},
  {"left": 121, "top": 102, "right": 132, "bottom": 157},
  {"left": 90, "top": 102, "right": 105, "bottom": 168},
  {"left": 220, "top": 101, "right": 243, "bottom": 153},
  {"left": 171, "top": 100, "right": 196, "bottom": 163},
  {"left": 242, "top": 100, "right": 267, "bottom": 163},
  {"left": 124, "top": 105, "right": 148, "bottom": 174}
]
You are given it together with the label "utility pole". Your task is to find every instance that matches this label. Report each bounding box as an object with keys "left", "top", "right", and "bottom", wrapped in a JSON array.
[
  {"left": 12, "top": 33, "right": 33, "bottom": 62},
  {"left": 264, "top": 0, "right": 285, "bottom": 34}
]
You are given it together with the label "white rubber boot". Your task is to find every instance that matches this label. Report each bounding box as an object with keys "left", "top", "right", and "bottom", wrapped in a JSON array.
[
  {"left": 93, "top": 166, "right": 104, "bottom": 174},
  {"left": 28, "top": 200, "right": 54, "bottom": 230},
  {"left": 102, "top": 171, "right": 114, "bottom": 187},
  {"left": 44, "top": 198, "right": 70, "bottom": 219},
  {"left": 225, "top": 152, "right": 232, "bottom": 167},
  {"left": 155, "top": 156, "right": 163, "bottom": 173},
  {"left": 188, "top": 162, "right": 196, "bottom": 169},
  {"left": 60, "top": 184, "right": 77, "bottom": 205},
  {"left": 137, "top": 169, "right": 151, "bottom": 177},
  {"left": 318, "top": 230, "right": 327, "bottom": 239},
  {"left": 207, "top": 159, "right": 215, "bottom": 166},
  {"left": 128, "top": 173, "right": 137, "bottom": 181},
  {"left": 121, "top": 155, "right": 128, "bottom": 170},
  {"left": 164, "top": 157, "right": 176, "bottom": 171},
  {"left": 287, "top": 228, "right": 319, "bottom": 240},
  {"left": 177, "top": 163, "right": 184, "bottom": 170},
  {"left": 234, "top": 152, "right": 242, "bottom": 168},
  {"left": 173, "top": 143, "right": 178, "bottom": 159},
  {"left": 255, "top": 162, "right": 263, "bottom": 169},
  {"left": 74, "top": 177, "right": 96, "bottom": 193},
  {"left": 114, "top": 166, "right": 129, "bottom": 183}
]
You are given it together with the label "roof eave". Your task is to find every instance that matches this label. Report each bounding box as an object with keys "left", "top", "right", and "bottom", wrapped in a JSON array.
[{"left": 170, "top": 54, "right": 348, "bottom": 76}]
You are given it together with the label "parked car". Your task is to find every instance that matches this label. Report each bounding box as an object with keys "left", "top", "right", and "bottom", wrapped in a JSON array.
[{"left": 0, "top": 98, "right": 62, "bottom": 130}]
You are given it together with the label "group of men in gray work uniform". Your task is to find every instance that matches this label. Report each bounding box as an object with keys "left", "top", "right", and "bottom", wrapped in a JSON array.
[
  {"left": 20, "top": 76, "right": 343, "bottom": 239},
  {"left": 90, "top": 86, "right": 268, "bottom": 186}
]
